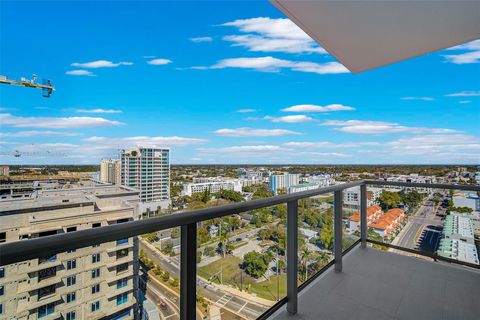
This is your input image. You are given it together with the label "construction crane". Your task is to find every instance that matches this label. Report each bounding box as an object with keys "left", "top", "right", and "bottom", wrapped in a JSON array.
[
  {"left": 0, "top": 149, "right": 66, "bottom": 158},
  {"left": 0, "top": 74, "right": 55, "bottom": 97}
]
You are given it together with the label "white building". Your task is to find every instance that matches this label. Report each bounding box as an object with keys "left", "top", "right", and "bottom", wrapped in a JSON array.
[
  {"left": 384, "top": 174, "right": 437, "bottom": 194},
  {"left": 304, "top": 174, "right": 335, "bottom": 187},
  {"left": 121, "top": 147, "right": 170, "bottom": 212},
  {"left": 181, "top": 178, "right": 242, "bottom": 197},
  {"left": 0, "top": 184, "right": 140, "bottom": 320},
  {"left": 288, "top": 183, "right": 320, "bottom": 194},
  {"left": 343, "top": 186, "right": 383, "bottom": 209},
  {"left": 269, "top": 173, "right": 300, "bottom": 193}
]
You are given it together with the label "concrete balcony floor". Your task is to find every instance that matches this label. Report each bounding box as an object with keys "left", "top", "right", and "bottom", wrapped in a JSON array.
[{"left": 271, "top": 247, "right": 480, "bottom": 320}]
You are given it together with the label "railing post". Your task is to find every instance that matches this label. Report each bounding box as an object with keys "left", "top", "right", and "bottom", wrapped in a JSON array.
[
  {"left": 286, "top": 200, "right": 298, "bottom": 314},
  {"left": 360, "top": 183, "right": 367, "bottom": 248},
  {"left": 334, "top": 190, "right": 343, "bottom": 272},
  {"left": 180, "top": 223, "right": 197, "bottom": 320}
]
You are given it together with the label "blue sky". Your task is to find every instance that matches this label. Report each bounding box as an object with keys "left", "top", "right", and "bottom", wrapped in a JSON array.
[{"left": 1, "top": 1, "right": 479, "bottom": 165}]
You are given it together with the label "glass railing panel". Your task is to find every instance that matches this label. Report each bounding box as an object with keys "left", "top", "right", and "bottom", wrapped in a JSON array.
[
  {"left": 297, "top": 192, "right": 335, "bottom": 285},
  {"left": 364, "top": 184, "right": 480, "bottom": 267},
  {"left": 196, "top": 205, "right": 287, "bottom": 319}
]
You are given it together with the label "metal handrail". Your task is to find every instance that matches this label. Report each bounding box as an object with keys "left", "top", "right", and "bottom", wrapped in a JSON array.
[{"left": 0, "top": 180, "right": 363, "bottom": 265}]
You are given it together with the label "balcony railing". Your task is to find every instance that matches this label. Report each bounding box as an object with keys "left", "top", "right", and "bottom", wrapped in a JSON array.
[{"left": 0, "top": 180, "right": 479, "bottom": 320}]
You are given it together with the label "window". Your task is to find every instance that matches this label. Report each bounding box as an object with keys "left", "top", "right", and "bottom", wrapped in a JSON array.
[
  {"left": 0, "top": 268, "right": 4, "bottom": 278},
  {"left": 0, "top": 286, "right": 3, "bottom": 296},
  {"left": 66, "top": 275, "right": 76, "bottom": 287},
  {"left": 38, "top": 303, "right": 55, "bottom": 318},
  {"left": 38, "top": 266, "right": 56, "bottom": 281},
  {"left": 91, "top": 284, "right": 100, "bottom": 294},
  {"left": 91, "top": 301, "right": 100, "bottom": 312},
  {"left": 38, "top": 285, "right": 56, "bottom": 299},
  {"left": 116, "top": 248, "right": 128, "bottom": 259},
  {"left": 117, "top": 238, "right": 129, "bottom": 246},
  {"left": 66, "top": 259, "right": 76, "bottom": 270},
  {"left": 0, "top": 303, "right": 2, "bottom": 314},
  {"left": 91, "top": 268, "right": 100, "bottom": 279},
  {"left": 117, "top": 278, "right": 128, "bottom": 289},
  {"left": 0, "top": 232, "right": 5, "bottom": 243},
  {"left": 116, "top": 263, "right": 128, "bottom": 274},
  {"left": 66, "top": 227, "right": 77, "bottom": 233},
  {"left": 66, "top": 292, "right": 76, "bottom": 303},
  {"left": 116, "top": 292, "right": 128, "bottom": 305},
  {"left": 92, "top": 253, "right": 101, "bottom": 263},
  {"left": 66, "top": 311, "right": 76, "bottom": 320},
  {"left": 92, "top": 223, "right": 101, "bottom": 228}
]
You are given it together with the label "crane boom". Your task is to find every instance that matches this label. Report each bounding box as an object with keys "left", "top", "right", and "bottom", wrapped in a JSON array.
[{"left": 0, "top": 74, "right": 55, "bottom": 97}]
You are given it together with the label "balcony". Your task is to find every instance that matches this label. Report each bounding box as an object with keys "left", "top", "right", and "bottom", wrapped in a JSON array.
[
  {"left": 0, "top": 180, "right": 479, "bottom": 320},
  {"left": 270, "top": 246, "right": 480, "bottom": 320}
]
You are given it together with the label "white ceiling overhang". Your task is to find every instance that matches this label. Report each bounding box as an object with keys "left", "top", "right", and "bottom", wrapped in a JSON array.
[{"left": 270, "top": 0, "right": 480, "bottom": 73}]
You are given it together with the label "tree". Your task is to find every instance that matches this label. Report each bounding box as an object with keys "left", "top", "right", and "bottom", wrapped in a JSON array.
[
  {"left": 204, "top": 246, "right": 216, "bottom": 257},
  {"left": 277, "top": 258, "right": 286, "bottom": 273},
  {"left": 378, "top": 191, "right": 401, "bottom": 210},
  {"left": 242, "top": 251, "right": 271, "bottom": 278},
  {"left": 214, "top": 189, "right": 244, "bottom": 202},
  {"left": 300, "top": 247, "right": 312, "bottom": 280},
  {"left": 170, "top": 227, "right": 180, "bottom": 238},
  {"left": 170, "top": 277, "right": 179, "bottom": 287},
  {"left": 153, "top": 266, "right": 163, "bottom": 276},
  {"left": 161, "top": 271, "right": 170, "bottom": 282},
  {"left": 161, "top": 239, "right": 174, "bottom": 256}
]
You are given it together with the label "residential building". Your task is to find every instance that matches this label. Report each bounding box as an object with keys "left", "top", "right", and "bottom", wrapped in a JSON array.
[
  {"left": 383, "top": 174, "right": 437, "bottom": 194},
  {"left": 100, "top": 159, "right": 121, "bottom": 185},
  {"left": 181, "top": 178, "right": 242, "bottom": 197},
  {"left": 437, "top": 239, "right": 479, "bottom": 265},
  {"left": 0, "top": 166, "right": 9, "bottom": 177},
  {"left": 0, "top": 184, "right": 139, "bottom": 320},
  {"left": 269, "top": 173, "right": 300, "bottom": 193},
  {"left": 121, "top": 147, "right": 170, "bottom": 212},
  {"left": 288, "top": 182, "right": 320, "bottom": 194},
  {"left": 343, "top": 186, "right": 383, "bottom": 209},
  {"left": 348, "top": 206, "right": 405, "bottom": 238},
  {"left": 304, "top": 174, "right": 335, "bottom": 187}
]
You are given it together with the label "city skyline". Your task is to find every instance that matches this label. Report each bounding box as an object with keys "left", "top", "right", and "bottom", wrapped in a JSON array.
[{"left": 1, "top": 1, "right": 479, "bottom": 165}]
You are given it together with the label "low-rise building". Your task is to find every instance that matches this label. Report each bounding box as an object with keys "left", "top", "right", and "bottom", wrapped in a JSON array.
[
  {"left": 348, "top": 206, "right": 405, "bottom": 238},
  {"left": 288, "top": 182, "right": 320, "bottom": 194},
  {"left": 181, "top": 178, "right": 242, "bottom": 197}
]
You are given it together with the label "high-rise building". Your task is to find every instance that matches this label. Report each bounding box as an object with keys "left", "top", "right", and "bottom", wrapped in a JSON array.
[
  {"left": 269, "top": 173, "right": 300, "bottom": 193},
  {"left": 120, "top": 147, "right": 170, "bottom": 212},
  {"left": 100, "top": 160, "right": 121, "bottom": 185},
  {"left": 0, "top": 184, "right": 140, "bottom": 320}
]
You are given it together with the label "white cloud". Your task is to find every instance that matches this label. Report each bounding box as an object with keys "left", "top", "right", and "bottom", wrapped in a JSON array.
[
  {"left": 236, "top": 109, "right": 257, "bottom": 113},
  {"left": 222, "top": 17, "right": 325, "bottom": 54},
  {"left": 284, "top": 141, "right": 379, "bottom": 148},
  {"left": 388, "top": 134, "right": 480, "bottom": 156},
  {"left": 297, "top": 151, "right": 349, "bottom": 157},
  {"left": 198, "top": 145, "right": 292, "bottom": 156},
  {"left": 76, "top": 108, "right": 122, "bottom": 114},
  {"left": 190, "top": 37, "right": 213, "bottom": 43},
  {"left": 84, "top": 136, "right": 207, "bottom": 147},
  {"left": 444, "top": 40, "right": 480, "bottom": 64},
  {"left": 65, "top": 70, "right": 95, "bottom": 76},
  {"left": 321, "top": 120, "right": 458, "bottom": 134},
  {"left": 459, "top": 100, "right": 471, "bottom": 104},
  {"left": 444, "top": 51, "right": 480, "bottom": 64},
  {"left": 264, "top": 115, "right": 313, "bottom": 123},
  {"left": 71, "top": 60, "right": 133, "bottom": 68},
  {"left": 446, "top": 91, "right": 480, "bottom": 97},
  {"left": 0, "top": 113, "right": 123, "bottom": 129},
  {"left": 214, "top": 127, "right": 300, "bottom": 137},
  {"left": 447, "top": 40, "right": 480, "bottom": 51},
  {"left": 401, "top": 97, "right": 435, "bottom": 101},
  {"left": 147, "top": 58, "right": 172, "bottom": 65},
  {"left": 201, "top": 56, "right": 348, "bottom": 75},
  {"left": 281, "top": 104, "right": 355, "bottom": 112},
  {"left": 0, "top": 131, "right": 81, "bottom": 138}
]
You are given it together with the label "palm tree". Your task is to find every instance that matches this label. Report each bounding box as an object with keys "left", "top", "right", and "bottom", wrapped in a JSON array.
[
  {"left": 314, "top": 252, "right": 330, "bottom": 270},
  {"left": 300, "top": 247, "right": 312, "bottom": 280},
  {"left": 219, "top": 231, "right": 229, "bottom": 258}
]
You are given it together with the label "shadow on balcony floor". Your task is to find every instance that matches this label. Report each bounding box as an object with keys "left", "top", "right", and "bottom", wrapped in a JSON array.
[{"left": 271, "top": 247, "right": 480, "bottom": 320}]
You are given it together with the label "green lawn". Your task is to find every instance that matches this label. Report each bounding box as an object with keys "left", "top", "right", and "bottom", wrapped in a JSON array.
[{"left": 198, "top": 256, "right": 286, "bottom": 301}]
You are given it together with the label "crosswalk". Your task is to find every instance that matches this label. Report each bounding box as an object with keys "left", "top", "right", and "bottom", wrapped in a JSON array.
[{"left": 216, "top": 294, "right": 233, "bottom": 306}]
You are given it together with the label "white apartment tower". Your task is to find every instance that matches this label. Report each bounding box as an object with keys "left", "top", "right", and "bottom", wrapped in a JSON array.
[
  {"left": 0, "top": 185, "right": 140, "bottom": 320},
  {"left": 120, "top": 147, "right": 170, "bottom": 207}
]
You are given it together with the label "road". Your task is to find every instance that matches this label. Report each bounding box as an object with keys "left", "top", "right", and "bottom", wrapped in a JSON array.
[
  {"left": 140, "top": 240, "right": 269, "bottom": 319},
  {"left": 394, "top": 199, "right": 444, "bottom": 251}
]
